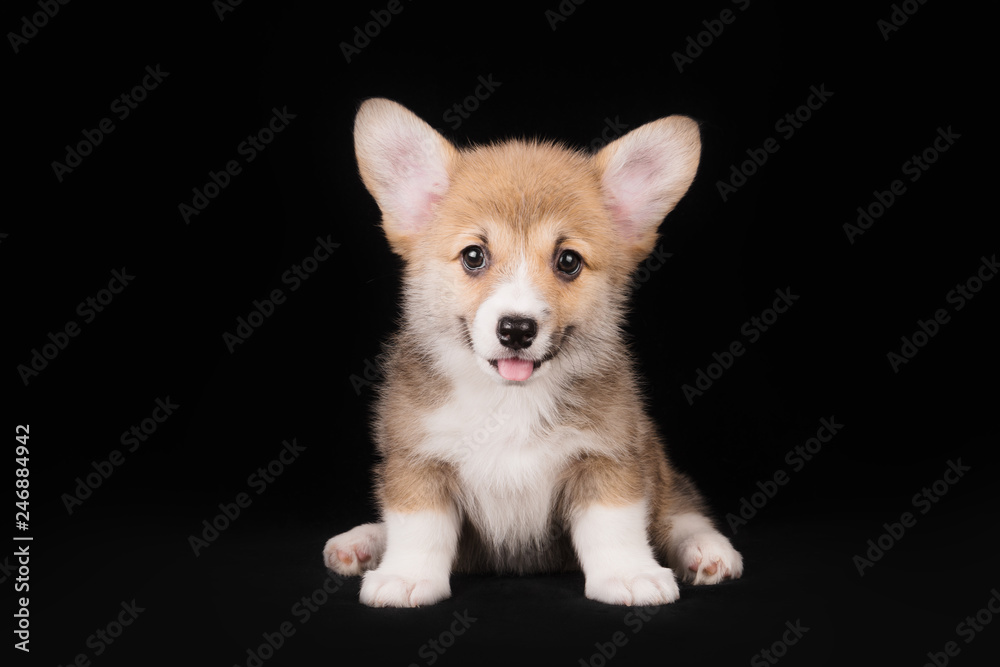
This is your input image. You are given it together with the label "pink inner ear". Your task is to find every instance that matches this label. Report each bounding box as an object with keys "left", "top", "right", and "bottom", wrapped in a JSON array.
[
  {"left": 599, "top": 116, "right": 701, "bottom": 243},
  {"left": 393, "top": 176, "right": 446, "bottom": 233},
  {"left": 604, "top": 155, "right": 661, "bottom": 240},
  {"left": 385, "top": 137, "right": 449, "bottom": 232},
  {"left": 606, "top": 200, "right": 636, "bottom": 238}
]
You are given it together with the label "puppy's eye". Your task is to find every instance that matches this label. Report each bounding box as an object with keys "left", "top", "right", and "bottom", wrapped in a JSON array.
[
  {"left": 556, "top": 249, "right": 583, "bottom": 277},
  {"left": 461, "top": 245, "right": 487, "bottom": 271}
]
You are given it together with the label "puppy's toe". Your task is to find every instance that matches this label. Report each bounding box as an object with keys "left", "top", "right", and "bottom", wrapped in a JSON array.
[
  {"left": 360, "top": 570, "right": 451, "bottom": 608},
  {"left": 585, "top": 568, "right": 680, "bottom": 606}
]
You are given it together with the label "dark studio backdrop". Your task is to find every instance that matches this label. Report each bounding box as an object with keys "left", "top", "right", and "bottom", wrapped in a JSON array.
[{"left": 6, "top": 1, "right": 997, "bottom": 665}]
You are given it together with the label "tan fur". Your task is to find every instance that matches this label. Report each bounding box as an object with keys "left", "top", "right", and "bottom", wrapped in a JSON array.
[
  {"left": 376, "top": 455, "right": 457, "bottom": 513},
  {"left": 341, "top": 98, "right": 730, "bottom": 579}
]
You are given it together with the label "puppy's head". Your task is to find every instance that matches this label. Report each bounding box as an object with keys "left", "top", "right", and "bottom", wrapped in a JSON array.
[{"left": 354, "top": 98, "right": 700, "bottom": 384}]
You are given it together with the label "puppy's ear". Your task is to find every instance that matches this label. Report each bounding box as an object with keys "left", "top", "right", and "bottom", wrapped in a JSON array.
[
  {"left": 354, "top": 98, "right": 458, "bottom": 255},
  {"left": 594, "top": 115, "right": 701, "bottom": 262}
]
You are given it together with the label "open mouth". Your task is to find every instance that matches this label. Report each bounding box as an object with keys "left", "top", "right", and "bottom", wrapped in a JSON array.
[
  {"left": 489, "top": 357, "right": 542, "bottom": 382},
  {"left": 486, "top": 326, "right": 574, "bottom": 382}
]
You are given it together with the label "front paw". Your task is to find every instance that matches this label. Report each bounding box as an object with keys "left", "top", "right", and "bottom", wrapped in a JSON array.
[
  {"left": 359, "top": 569, "right": 451, "bottom": 608},
  {"left": 585, "top": 567, "right": 680, "bottom": 606}
]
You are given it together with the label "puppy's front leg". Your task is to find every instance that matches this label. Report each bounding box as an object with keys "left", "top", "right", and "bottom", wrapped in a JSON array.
[
  {"left": 360, "top": 461, "right": 460, "bottom": 608},
  {"left": 567, "top": 459, "right": 679, "bottom": 606},
  {"left": 572, "top": 502, "right": 680, "bottom": 606}
]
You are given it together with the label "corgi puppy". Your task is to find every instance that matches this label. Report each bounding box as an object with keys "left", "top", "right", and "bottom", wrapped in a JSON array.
[{"left": 324, "top": 98, "right": 743, "bottom": 607}]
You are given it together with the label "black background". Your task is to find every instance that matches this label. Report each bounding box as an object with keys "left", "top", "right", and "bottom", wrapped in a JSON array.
[{"left": 6, "top": 1, "right": 998, "bottom": 665}]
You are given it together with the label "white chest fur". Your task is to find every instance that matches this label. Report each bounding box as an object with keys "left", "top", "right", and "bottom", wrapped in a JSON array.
[{"left": 418, "top": 373, "right": 588, "bottom": 548}]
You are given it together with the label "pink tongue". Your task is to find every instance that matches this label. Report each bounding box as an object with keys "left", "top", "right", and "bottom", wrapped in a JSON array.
[{"left": 497, "top": 358, "right": 534, "bottom": 381}]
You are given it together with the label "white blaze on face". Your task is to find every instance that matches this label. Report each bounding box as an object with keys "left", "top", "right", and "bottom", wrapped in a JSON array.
[{"left": 471, "top": 261, "right": 551, "bottom": 382}]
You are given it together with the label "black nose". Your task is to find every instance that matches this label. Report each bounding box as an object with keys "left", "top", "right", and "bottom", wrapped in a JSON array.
[{"left": 497, "top": 316, "right": 537, "bottom": 350}]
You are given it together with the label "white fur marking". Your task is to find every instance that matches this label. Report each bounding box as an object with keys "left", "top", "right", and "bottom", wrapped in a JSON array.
[
  {"left": 420, "top": 380, "right": 597, "bottom": 552},
  {"left": 360, "top": 509, "right": 459, "bottom": 607},
  {"left": 573, "top": 502, "right": 680, "bottom": 606},
  {"left": 472, "top": 262, "right": 552, "bottom": 366}
]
